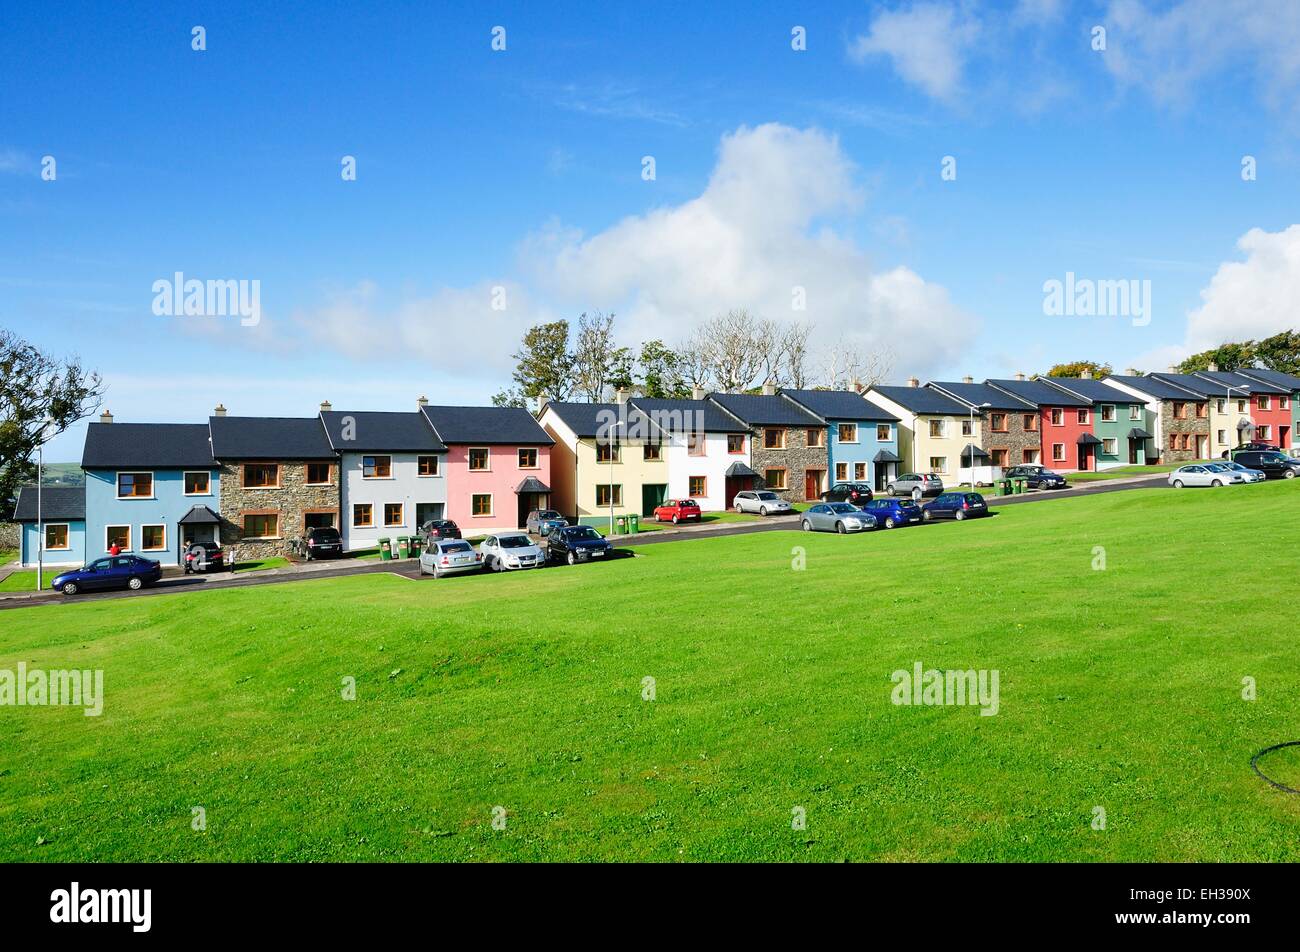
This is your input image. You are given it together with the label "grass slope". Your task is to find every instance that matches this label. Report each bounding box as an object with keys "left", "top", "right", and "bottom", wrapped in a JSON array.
[{"left": 2, "top": 483, "right": 1299, "bottom": 862}]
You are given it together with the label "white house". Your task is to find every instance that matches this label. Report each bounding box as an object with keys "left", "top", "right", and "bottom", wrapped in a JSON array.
[
  {"left": 320, "top": 406, "right": 447, "bottom": 551},
  {"left": 628, "top": 395, "right": 750, "bottom": 513}
]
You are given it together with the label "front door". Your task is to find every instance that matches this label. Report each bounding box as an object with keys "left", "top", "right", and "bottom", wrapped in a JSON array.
[
  {"left": 517, "top": 493, "right": 548, "bottom": 529},
  {"left": 724, "top": 476, "right": 753, "bottom": 508},
  {"left": 804, "top": 469, "right": 825, "bottom": 500},
  {"left": 1196, "top": 435, "right": 1208, "bottom": 459},
  {"left": 641, "top": 483, "right": 667, "bottom": 516}
]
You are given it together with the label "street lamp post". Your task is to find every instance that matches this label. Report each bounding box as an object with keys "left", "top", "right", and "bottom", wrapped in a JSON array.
[
  {"left": 36, "top": 415, "right": 53, "bottom": 592},
  {"left": 605, "top": 421, "right": 625, "bottom": 537},
  {"left": 1224, "top": 383, "right": 1251, "bottom": 455},
  {"left": 966, "top": 402, "right": 992, "bottom": 488}
]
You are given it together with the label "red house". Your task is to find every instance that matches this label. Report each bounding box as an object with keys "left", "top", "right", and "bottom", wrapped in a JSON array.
[
  {"left": 987, "top": 377, "right": 1098, "bottom": 471},
  {"left": 1197, "top": 371, "right": 1292, "bottom": 449}
]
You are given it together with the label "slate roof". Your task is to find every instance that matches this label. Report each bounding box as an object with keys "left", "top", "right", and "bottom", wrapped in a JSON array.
[
  {"left": 781, "top": 389, "right": 899, "bottom": 422},
  {"left": 81, "top": 422, "right": 215, "bottom": 469},
  {"left": 868, "top": 385, "right": 971, "bottom": 415},
  {"left": 1037, "top": 377, "right": 1144, "bottom": 404},
  {"left": 541, "top": 402, "right": 660, "bottom": 439},
  {"left": 208, "top": 416, "right": 335, "bottom": 460},
  {"left": 926, "top": 381, "right": 1035, "bottom": 411},
  {"left": 1193, "top": 370, "right": 1290, "bottom": 396},
  {"left": 12, "top": 486, "right": 85, "bottom": 522},
  {"left": 420, "top": 405, "right": 554, "bottom": 445},
  {"left": 1237, "top": 367, "right": 1300, "bottom": 392},
  {"left": 986, "top": 378, "right": 1089, "bottom": 408},
  {"left": 1147, "top": 372, "right": 1231, "bottom": 398},
  {"left": 1104, "top": 374, "right": 1200, "bottom": 400},
  {"left": 319, "top": 411, "right": 446, "bottom": 453},
  {"left": 705, "top": 393, "right": 823, "bottom": 428},
  {"left": 631, "top": 397, "right": 751, "bottom": 433}
]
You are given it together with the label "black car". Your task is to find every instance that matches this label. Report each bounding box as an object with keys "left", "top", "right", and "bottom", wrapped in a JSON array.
[
  {"left": 304, "top": 526, "right": 344, "bottom": 560},
  {"left": 922, "top": 492, "right": 990, "bottom": 521},
  {"left": 183, "top": 541, "right": 225, "bottom": 573},
  {"left": 821, "top": 482, "right": 874, "bottom": 505},
  {"left": 546, "top": 525, "right": 613, "bottom": 565},
  {"left": 420, "top": 519, "right": 462, "bottom": 541},
  {"left": 1231, "top": 449, "right": 1300, "bottom": 479},
  {"left": 1003, "top": 465, "right": 1068, "bottom": 489}
]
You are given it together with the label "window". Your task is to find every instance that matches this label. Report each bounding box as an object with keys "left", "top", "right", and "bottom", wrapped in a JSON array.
[
  {"left": 835, "top": 462, "right": 848, "bottom": 481},
  {"left": 1236, "top": 399, "right": 1246, "bottom": 413},
  {"left": 418, "top": 455, "right": 439, "bottom": 476},
  {"left": 184, "top": 471, "right": 211, "bottom": 495},
  {"left": 304, "top": 511, "right": 336, "bottom": 529},
  {"left": 1169, "top": 434, "right": 1178, "bottom": 450},
  {"left": 990, "top": 448, "right": 1009, "bottom": 467},
  {"left": 1259, "top": 396, "right": 1271, "bottom": 410},
  {"left": 687, "top": 432, "right": 705, "bottom": 456},
  {"left": 837, "top": 423, "right": 858, "bottom": 443},
  {"left": 928, "top": 419, "right": 945, "bottom": 438},
  {"left": 764, "top": 468, "right": 788, "bottom": 490},
  {"left": 44, "top": 524, "right": 69, "bottom": 550},
  {"left": 471, "top": 493, "right": 494, "bottom": 516},
  {"left": 1023, "top": 414, "right": 1038, "bottom": 431},
  {"left": 990, "top": 413, "right": 1007, "bottom": 432},
  {"left": 1050, "top": 409, "right": 1063, "bottom": 426},
  {"left": 518, "top": 448, "right": 538, "bottom": 469},
  {"left": 1052, "top": 443, "right": 1066, "bottom": 461},
  {"left": 1022, "top": 448, "right": 1037, "bottom": 463},
  {"left": 595, "top": 441, "right": 618, "bottom": 463},
  {"left": 1257, "top": 425, "right": 1272, "bottom": 441},
  {"left": 961, "top": 420, "right": 973, "bottom": 437},
  {"left": 727, "top": 434, "right": 744, "bottom": 454},
  {"left": 1195, "top": 402, "right": 1207, "bottom": 418},
  {"left": 806, "top": 429, "right": 825, "bottom": 448},
  {"left": 643, "top": 443, "right": 662, "bottom": 461},
  {"left": 1101, "top": 405, "right": 1116, "bottom": 422},
  {"left": 1077, "top": 409, "right": 1089, "bottom": 425},
  {"left": 1216, "top": 430, "right": 1227, "bottom": 444},
  {"left": 1130, "top": 405, "right": 1142, "bottom": 420},
  {"left": 468, "top": 448, "right": 490, "bottom": 471},
  {"left": 300, "top": 463, "right": 328, "bottom": 485},
  {"left": 876, "top": 423, "right": 891, "bottom": 441},
  {"left": 1282, "top": 396, "right": 1291, "bottom": 410},
  {"left": 352, "top": 504, "right": 374, "bottom": 527},
  {"left": 243, "top": 464, "right": 278, "bottom": 488},
  {"left": 384, "top": 503, "right": 404, "bottom": 527},
  {"left": 117, "top": 472, "right": 153, "bottom": 498},
  {"left": 1102, "top": 438, "right": 1117, "bottom": 455},
  {"left": 854, "top": 462, "right": 867, "bottom": 481},
  {"left": 242, "top": 514, "right": 279, "bottom": 539},
  {"left": 105, "top": 526, "right": 131, "bottom": 550},
  {"left": 688, "top": 476, "right": 707, "bottom": 497},
  {"left": 594, "top": 485, "right": 622, "bottom": 507},
  {"left": 362, "top": 456, "right": 391, "bottom": 479},
  {"left": 1180, "top": 434, "right": 1191, "bottom": 451},
  {"left": 1215, "top": 399, "right": 1226, "bottom": 414},
  {"left": 1173, "top": 401, "right": 1186, "bottom": 420},
  {"left": 764, "top": 428, "right": 786, "bottom": 449},
  {"left": 929, "top": 457, "right": 947, "bottom": 474},
  {"left": 141, "top": 524, "right": 166, "bottom": 551}
]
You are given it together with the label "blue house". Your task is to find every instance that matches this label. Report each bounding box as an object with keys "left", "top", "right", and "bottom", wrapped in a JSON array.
[
  {"left": 81, "top": 417, "right": 221, "bottom": 566},
  {"left": 13, "top": 486, "right": 86, "bottom": 567},
  {"left": 781, "top": 389, "right": 902, "bottom": 491}
]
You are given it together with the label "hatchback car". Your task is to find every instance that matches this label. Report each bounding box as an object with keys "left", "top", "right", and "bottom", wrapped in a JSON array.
[
  {"left": 1231, "top": 450, "right": 1300, "bottom": 479},
  {"left": 418, "top": 538, "right": 481, "bottom": 578},
  {"left": 862, "top": 498, "right": 924, "bottom": 528},
  {"left": 1003, "top": 465, "right": 1068, "bottom": 490},
  {"left": 53, "top": 555, "right": 163, "bottom": 596},
  {"left": 182, "top": 541, "right": 225, "bottom": 574},
  {"left": 653, "top": 498, "right": 702, "bottom": 523},
  {"left": 1220, "top": 460, "right": 1266, "bottom": 483},
  {"left": 478, "top": 532, "right": 545, "bottom": 571},
  {"left": 820, "top": 482, "right": 874, "bottom": 505},
  {"left": 922, "top": 492, "right": 990, "bottom": 521},
  {"left": 420, "top": 519, "right": 462, "bottom": 541},
  {"left": 732, "top": 490, "right": 793, "bottom": 515},
  {"left": 1168, "top": 464, "right": 1242, "bottom": 488},
  {"left": 546, "top": 525, "right": 614, "bottom": 565},
  {"left": 886, "top": 473, "right": 944, "bottom": 498},
  {"left": 525, "top": 509, "right": 568, "bottom": 536},
  {"left": 304, "top": 526, "right": 344, "bottom": 560},
  {"left": 800, "top": 502, "right": 876, "bottom": 533}
]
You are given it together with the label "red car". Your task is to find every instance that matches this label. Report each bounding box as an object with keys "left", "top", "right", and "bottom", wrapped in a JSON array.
[{"left": 653, "top": 498, "right": 702, "bottom": 524}]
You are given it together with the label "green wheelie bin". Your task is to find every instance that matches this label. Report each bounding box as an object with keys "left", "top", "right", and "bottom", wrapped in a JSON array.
[
  {"left": 378, "top": 537, "right": 392, "bottom": 561},
  {"left": 397, "top": 536, "right": 410, "bottom": 559}
]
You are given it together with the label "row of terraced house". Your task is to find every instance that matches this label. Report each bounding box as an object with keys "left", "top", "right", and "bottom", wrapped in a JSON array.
[{"left": 13, "top": 366, "right": 1300, "bottom": 566}]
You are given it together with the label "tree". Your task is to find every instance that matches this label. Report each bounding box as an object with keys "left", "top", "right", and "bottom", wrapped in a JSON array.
[
  {"left": 571, "top": 311, "right": 622, "bottom": 401},
  {"left": 779, "top": 323, "right": 813, "bottom": 389},
  {"left": 676, "top": 335, "right": 713, "bottom": 394},
  {"left": 637, "top": 340, "right": 691, "bottom": 399},
  {"left": 1044, "top": 360, "right": 1113, "bottom": 378},
  {"left": 817, "top": 337, "right": 893, "bottom": 391},
  {"left": 0, "top": 328, "right": 105, "bottom": 511},
  {"left": 695, "top": 309, "right": 766, "bottom": 393},
  {"left": 506, "top": 321, "right": 574, "bottom": 403},
  {"left": 1176, "top": 343, "right": 1253, "bottom": 373},
  {"left": 1255, "top": 330, "right": 1300, "bottom": 375}
]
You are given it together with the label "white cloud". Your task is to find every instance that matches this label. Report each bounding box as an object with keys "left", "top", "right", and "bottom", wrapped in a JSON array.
[
  {"left": 847, "top": 2, "right": 980, "bottom": 102},
  {"left": 1183, "top": 224, "right": 1300, "bottom": 351}
]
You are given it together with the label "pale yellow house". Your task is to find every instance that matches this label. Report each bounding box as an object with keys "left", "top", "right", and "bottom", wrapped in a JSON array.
[{"left": 865, "top": 381, "right": 981, "bottom": 480}]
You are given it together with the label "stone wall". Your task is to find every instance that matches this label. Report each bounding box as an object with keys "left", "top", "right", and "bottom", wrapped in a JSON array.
[
  {"left": 749, "top": 425, "right": 828, "bottom": 502},
  {"left": 217, "top": 461, "right": 339, "bottom": 560},
  {"left": 0, "top": 520, "right": 19, "bottom": 553},
  {"left": 1160, "top": 400, "right": 1209, "bottom": 462},
  {"left": 981, "top": 411, "right": 1040, "bottom": 468}
]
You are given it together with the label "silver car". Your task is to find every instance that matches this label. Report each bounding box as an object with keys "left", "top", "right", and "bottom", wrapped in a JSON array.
[
  {"left": 418, "top": 538, "right": 482, "bottom": 577},
  {"left": 479, "top": 531, "right": 544, "bottom": 571},
  {"left": 887, "top": 472, "right": 944, "bottom": 498},
  {"left": 1168, "top": 463, "right": 1243, "bottom": 488},
  {"left": 733, "top": 490, "right": 793, "bottom": 515},
  {"left": 800, "top": 502, "right": 876, "bottom": 534},
  {"left": 1220, "top": 460, "right": 1266, "bottom": 483}
]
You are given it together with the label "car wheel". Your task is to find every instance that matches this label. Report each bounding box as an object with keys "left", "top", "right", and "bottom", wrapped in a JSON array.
[
  {"left": 127, "top": 576, "right": 143, "bottom": 590},
  {"left": 885, "top": 517, "right": 897, "bottom": 529},
  {"left": 1211, "top": 479, "right": 1223, "bottom": 487},
  {"left": 62, "top": 582, "right": 78, "bottom": 596},
  {"left": 567, "top": 551, "right": 577, "bottom": 566},
  {"left": 1172, "top": 479, "right": 1184, "bottom": 488},
  {"left": 922, "top": 510, "right": 933, "bottom": 522},
  {"left": 759, "top": 506, "right": 768, "bottom": 516},
  {"left": 492, "top": 556, "right": 503, "bottom": 572},
  {"left": 801, "top": 520, "right": 812, "bottom": 532},
  {"left": 672, "top": 515, "right": 679, "bottom": 524},
  {"left": 835, "top": 521, "right": 846, "bottom": 534},
  {"left": 1285, "top": 470, "right": 1297, "bottom": 479},
  {"left": 955, "top": 510, "right": 966, "bottom": 521},
  {"left": 734, "top": 503, "right": 743, "bottom": 513}
]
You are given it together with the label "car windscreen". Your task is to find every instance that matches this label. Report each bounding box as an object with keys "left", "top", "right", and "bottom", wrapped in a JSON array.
[
  {"left": 312, "top": 528, "right": 341, "bottom": 542},
  {"left": 538, "top": 511, "right": 561, "bottom": 520},
  {"left": 565, "top": 527, "right": 601, "bottom": 540},
  {"left": 498, "top": 535, "right": 531, "bottom": 548},
  {"left": 441, "top": 541, "right": 473, "bottom": 553},
  {"left": 756, "top": 492, "right": 779, "bottom": 500},
  {"left": 679, "top": 499, "right": 696, "bottom": 506},
  {"left": 828, "top": 503, "right": 857, "bottom": 513}
]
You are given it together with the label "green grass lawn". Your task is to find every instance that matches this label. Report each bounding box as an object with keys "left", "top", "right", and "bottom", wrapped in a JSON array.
[
  {"left": 231, "top": 557, "right": 291, "bottom": 573},
  {"left": 0, "top": 569, "right": 63, "bottom": 592},
  {"left": 3, "top": 482, "right": 1300, "bottom": 861},
  {"left": 0, "top": 549, "right": 17, "bottom": 565},
  {"left": 1069, "top": 464, "right": 1182, "bottom": 482}
]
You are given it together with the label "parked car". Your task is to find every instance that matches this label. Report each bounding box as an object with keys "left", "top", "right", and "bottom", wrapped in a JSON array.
[
  {"left": 525, "top": 509, "right": 568, "bottom": 536},
  {"left": 1231, "top": 449, "right": 1300, "bottom": 480},
  {"left": 922, "top": 492, "right": 990, "bottom": 521},
  {"left": 546, "top": 524, "right": 614, "bottom": 565},
  {"left": 733, "top": 490, "right": 793, "bottom": 515},
  {"left": 653, "top": 498, "right": 702, "bottom": 524},
  {"left": 1168, "top": 463, "right": 1243, "bottom": 488},
  {"left": 304, "top": 526, "right": 344, "bottom": 560},
  {"left": 420, "top": 519, "right": 462, "bottom": 541},
  {"left": 1220, "top": 460, "right": 1266, "bottom": 483},
  {"left": 53, "top": 555, "right": 163, "bottom": 596},
  {"left": 478, "top": 531, "right": 545, "bottom": 571},
  {"left": 418, "top": 538, "right": 481, "bottom": 578},
  {"left": 183, "top": 541, "right": 225, "bottom": 574},
  {"left": 886, "top": 473, "right": 944, "bottom": 498},
  {"left": 800, "top": 502, "right": 876, "bottom": 533},
  {"left": 1003, "top": 465, "right": 1068, "bottom": 490},
  {"left": 820, "top": 482, "right": 874, "bottom": 505},
  {"left": 862, "top": 497, "right": 924, "bottom": 528},
  {"left": 1226, "top": 441, "right": 1279, "bottom": 456}
]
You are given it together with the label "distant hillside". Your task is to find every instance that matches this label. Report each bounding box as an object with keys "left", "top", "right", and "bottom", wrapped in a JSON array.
[{"left": 35, "top": 463, "right": 85, "bottom": 487}]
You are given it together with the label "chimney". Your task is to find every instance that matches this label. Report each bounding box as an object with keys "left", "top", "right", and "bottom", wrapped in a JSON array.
[
  {"left": 1124, "top": 368, "right": 1137, "bottom": 376},
  {"left": 537, "top": 392, "right": 550, "bottom": 413},
  {"left": 1208, "top": 361, "right": 1219, "bottom": 372},
  {"left": 1015, "top": 372, "right": 1026, "bottom": 381},
  {"left": 1167, "top": 365, "right": 1178, "bottom": 373},
  {"left": 320, "top": 400, "right": 332, "bottom": 413},
  {"left": 906, "top": 376, "right": 919, "bottom": 388},
  {"left": 851, "top": 378, "right": 862, "bottom": 393},
  {"left": 213, "top": 404, "right": 227, "bottom": 417},
  {"left": 761, "top": 379, "right": 777, "bottom": 396},
  {"left": 1081, "top": 369, "right": 1093, "bottom": 379},
  {"left": 615, "top": 387, "right": 630, "bottom": 405},
  {"left": 691, "top": 385, "right": 706, "bottom": 400},
  {"left": 417, "top": 395, "right": 428, "bottom": 408},
  {"left": 962, "top": 375, "right": 973, "bottom": 384},
  {"left": 98, "top": 410, "right": 113, "bottom": 424}
]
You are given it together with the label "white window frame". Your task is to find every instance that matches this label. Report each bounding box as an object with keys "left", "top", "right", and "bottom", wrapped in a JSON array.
[
  {"left": 116, "top": 471, "right": 155, "bottom": 500},
  {"left": 468, "top": 447, "right": 492, "bottom": 472},
  {"left": 362, "top": 455, "right": 393, "bottom": 480},
  {"left": 105, "top": 525, "right": 132, "bottom": 551},
  {"left": 183, "top": 470, "right": 212, "bottom": 496},
  {"left": 417, "top": 455, "right": 440, "bottom": 477},
  {"left": 44, "top": 523, "right": 71, "bottom": 550},
  {"left": 383, "top": 503, "right": 404, "bottom": 528},
  {"left": 1052, "top": 443, "right": 1066, "bottom": 461},
  {"left": 471, "top": 492, "right": 494, "bottom": 516},
  {"left": 837, "top": 423, "right": 858, "bottom": 444},
  {"left": 140, "top": 523, "right": 167, "bottom": 552},
  {"left": 352, "top": 503, "right": 375, "bottom": 528}
]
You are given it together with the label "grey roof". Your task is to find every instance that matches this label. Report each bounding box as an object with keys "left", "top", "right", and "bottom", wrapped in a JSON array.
[
  {"left": 541, "top": 402, "right": 660, "bottom": 439},
  {"left": 706, "top": 393, "right": 822, "bottom": 427},
  {"left": 513, "top": 476, "right": 551, "bottom": 494},
  {"left": 1194, "top": 370, "right": 1290, "bottom": 395},
  {"left": 960, "top": 443, "right": 991, "bottom": 462},
  {"left": 873, "top": 449, "right": 902, "bottom": 463},
  {"left": 1237, "top": 367, "right": 1300, "bottom": 392},
  {"left": 869, "top": 385, "right": 974, "bottom": 415},
  {"left": 420, "top": 405, "right": 554, "bottom": 445},
  {"left": 12, "top": 486, "right": 85, "bottom": 522},
  {"left": 781, "top": 389, "right": 899, "bottom": 422},
  {"left": 1105, "top": 374, "right": 1200, "bottom": 400},
  {"left": 632, "top": 397, "right": 751, "bottom": 433},
  {"left": 986, "top": 378, "right": 1089, "bottom": 408},
  {"left": 1128, "top": 427, "right": 1153, "bottom": 439},
  {"left": 320, "top": 411, "right": 445, "bottom": 453},
  {"left": 1037, "top": 377, "right": 1144, "bottom": 405},
  {"left": 926, "top": 381, "right": 1035, "bottom": 411},
  {"left": 208, "top": 416, "right": 335, "bottom": 460},
  {"left": 725, "top": 461, "right": 758, "bottom": 478},
  {"left": 1077, "top": 433, "right": 1103, "bottom": 445},
  {"left": 1147, "top": 372, "right": 1230, "bottom": 398},
  {"left": 178, "top": 505, "right": 221, "bottom": 525},
  {"left": 82, "top": 422, "right": 214, "bottom": 469}
]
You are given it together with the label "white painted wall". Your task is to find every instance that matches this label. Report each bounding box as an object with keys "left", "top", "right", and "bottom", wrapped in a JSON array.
[
  {"left": 665, "top": 431, "right": 733, "bottom": 512},
  {"left": 340, "top": 452, "right": 447, "bottom": 551}
]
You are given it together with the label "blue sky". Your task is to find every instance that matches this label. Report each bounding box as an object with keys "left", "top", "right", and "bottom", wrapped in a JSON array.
[{"left": 4, "top": 0, "right": 1300, "bottom": 460}]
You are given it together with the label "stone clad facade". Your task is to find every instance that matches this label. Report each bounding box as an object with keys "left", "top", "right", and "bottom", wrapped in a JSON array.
[
  {"left": 750, "top": 424, "right": 827, "bottom": 503},
  {"left": 217, "top": 460, "right": 339, "bottom": 560},
  {"left": 980, "top": 408, "right": 1041, "bottom": 467},
  {"left": 1160, "top": 399, "right": 1209, "bottom": 462}
]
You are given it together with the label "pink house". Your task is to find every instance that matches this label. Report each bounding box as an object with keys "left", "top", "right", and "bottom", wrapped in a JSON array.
[{"left": 420, "top": 405, "right": 554, "bottom": 532}]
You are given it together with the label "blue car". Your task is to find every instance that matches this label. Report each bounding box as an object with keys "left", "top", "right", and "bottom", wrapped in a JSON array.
[
  {"left": 922, "top": 491, "right": 990, "bottom": 521},
  {"left": 861, "top": 497, "right": 924, "bottom": 528},
  {"left": 53, "top": 555, "right": 163, "bottom": 596},
  {"left": 546, "top": 525, "right": 614, "bottom": 565}
]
